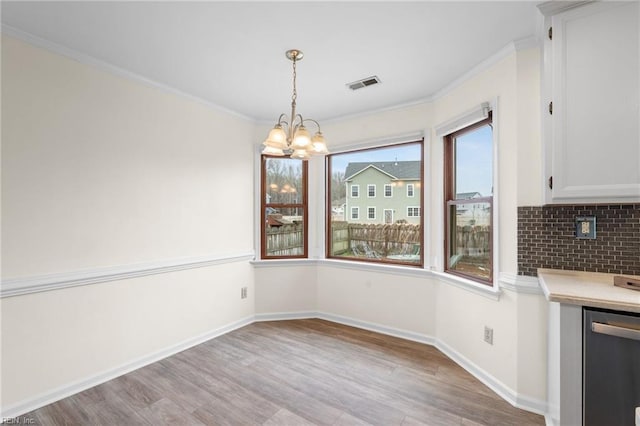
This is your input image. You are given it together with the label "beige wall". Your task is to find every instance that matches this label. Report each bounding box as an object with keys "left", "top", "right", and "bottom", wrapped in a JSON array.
[
  {"left": 2, "top": 33, "right": 547, "bottom": 417},
  {"left": 1, "top": 36, "right": 255, "bottom": 410},
  {"left": 2, "top": 36, "right": 254, "bottom": 277}
]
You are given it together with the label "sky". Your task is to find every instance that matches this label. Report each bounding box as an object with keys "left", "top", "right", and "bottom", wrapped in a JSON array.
[
  {"left": 454, "top": 125, "right": 493, "bottom": 197},
  {"left": 329, "top": 143, "right": 422, "bottom": 175}
]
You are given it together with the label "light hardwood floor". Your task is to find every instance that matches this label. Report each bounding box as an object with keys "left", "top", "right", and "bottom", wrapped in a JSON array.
[{"left": 21, "top": 319, "right": 544, "bottom": 425}]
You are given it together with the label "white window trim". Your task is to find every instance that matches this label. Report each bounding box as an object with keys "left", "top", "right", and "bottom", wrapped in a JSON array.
[
  {"left": 434, "top": 98, "right": 499, "bottom": 289},
  {"left": 351, "top": 206, "right": 360, "bottom": 220},
  {"left": 407, "top": 206, "right": 421, "bottom": 217},
  {"left": 384, "top": 184, "right": 393, "bottom": 198},
  {"left": 351, "top": 184, "right": 360, "bottom": 198},
  {"left": 367, "top": 206, "right": 376, "bottom": 220},
  {"left": 367, "top": 184, "right": 376, "bottom": 198},
  {"left": 407, "top": 184, "right": 415, "bottom": 197}
]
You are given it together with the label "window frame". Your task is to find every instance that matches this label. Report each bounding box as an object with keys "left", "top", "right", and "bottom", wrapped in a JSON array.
[
  {"left": 407, "top": 206, "right": 421, "bottom": 217},
  {"left": 367, "top": 206, "right": 376, "bottom": 220},
  {"left": 407, "top": 184, "right": 415, "bottom": 197},
  {"left": 384, "top": 184, "right": 393, "bottom": 198},
  {"left": 351, "top": 206, "right": 360, "bottom": 220},
  {"left": 326, "top": 139, "right": 425, "bottom": 267},
  {"left": 260, "top": 155, "right": 308, "bottom": 259},
  {"left": 351, "top": 184, "right": 360, "bottom": 198},
  {"left": 367, "top": 184, "right": 376, "bottom": 198},
  {"left": 443, "top": 113, "right": 493, "bottom": 285}
]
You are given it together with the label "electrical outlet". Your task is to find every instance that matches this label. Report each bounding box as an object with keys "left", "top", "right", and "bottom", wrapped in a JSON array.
[
  {"left": 484, "top": 326, "right": 493, "bottom": 345},
  {"left": 241, "top": 287, "right": 248, "bottom": 299}
]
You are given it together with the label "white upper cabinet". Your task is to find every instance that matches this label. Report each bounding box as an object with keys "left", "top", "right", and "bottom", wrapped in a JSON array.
[{"left": 541, "top": 1, "right": 640, "bottom": 203}]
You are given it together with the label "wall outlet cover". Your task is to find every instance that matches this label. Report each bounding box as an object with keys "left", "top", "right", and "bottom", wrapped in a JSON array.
[{"left": 575, "top": 216, "right": 596, "bottom": 239}]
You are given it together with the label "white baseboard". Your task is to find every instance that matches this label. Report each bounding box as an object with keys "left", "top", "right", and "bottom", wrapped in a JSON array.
[
  {"left": 255, "top": 311, "right": 547, "bottom": 416},
  {"left": 268, "top": 310, "right": 546, "bottom": 416},
  {"left": 0, "top": 315, "right": 254, "bottom": 420},
  {"left": 1, "top": 311, "right": 547, "bottom": 420},
  {"left": 316, "top": 311, "right": 436, "bottom": 346},
  {"left": 254, "top": 311, "right": 317, "bottom": 322},
  {"left": 435, "top": 339, "right": 547, "bottom": 416}
]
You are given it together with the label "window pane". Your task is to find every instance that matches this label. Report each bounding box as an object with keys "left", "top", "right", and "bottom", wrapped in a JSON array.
[
  {"left": 265, "top": 207, "right": 305, "bottom": 257},
  {"left": 262, "top": 156, "right": 307, "bottom": 259},
  {"left": 265, "top": 158, "right": 304, "bottom": 203},
  {"left": 328, "top": 141, "right": 423, "bottom": 266},
  {"left": 454, "top": 125, "right": 492, "bottom": 198},
  {"left": 448, "top": 201, "right": 491, "bottom": 281},
  {"left": 407, "top": 207, "right": 420, "bottom": 217}
]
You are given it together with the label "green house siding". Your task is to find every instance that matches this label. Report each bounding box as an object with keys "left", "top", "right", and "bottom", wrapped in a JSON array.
[{"left": 345, "top": 165, "right": 421, "bottom": 225}]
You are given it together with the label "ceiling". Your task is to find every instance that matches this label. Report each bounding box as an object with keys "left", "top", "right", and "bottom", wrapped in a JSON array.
[{"left": 1, "top": 1, "right": 541, "bottom": 123}]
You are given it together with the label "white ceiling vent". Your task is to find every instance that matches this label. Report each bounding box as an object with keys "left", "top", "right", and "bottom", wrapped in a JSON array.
[{"left": 347, "top": 76, "right": 381, "bottom": 91}]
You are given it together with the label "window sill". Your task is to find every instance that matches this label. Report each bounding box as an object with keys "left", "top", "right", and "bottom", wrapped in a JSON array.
[
  {"left": 252, "top": 258, "right": 501, "bottom": 300},
  {"left": 251, "top": 258, "right": 318, "bottom": 268},
  {"left": 318, "top": 258, "right": 431, "bottom": 278},
  {"left": 432, "top": 271, "right": 501, "bottom": 300}
]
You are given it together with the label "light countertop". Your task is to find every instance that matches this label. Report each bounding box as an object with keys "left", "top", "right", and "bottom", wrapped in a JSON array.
[{"left": 538, "top": 269, "right": 640, "bottom": 313}]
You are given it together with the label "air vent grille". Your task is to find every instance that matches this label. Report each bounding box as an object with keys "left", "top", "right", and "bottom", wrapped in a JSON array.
[{"left": 347, "top": 76, "right": 381, "bottom": 91}]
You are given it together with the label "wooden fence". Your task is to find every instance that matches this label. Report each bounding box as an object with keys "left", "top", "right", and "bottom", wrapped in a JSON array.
[
  {"left": 332, "top": 222, "right": 421, "bottom": 257},
  {"left": 267, "top": 222, "right": 489, "bottom": 261},
  {"left": 265, "top": 223, "right": 304, "bottom": 256},
  {"left": 452, "top": 225, "right": 490, "bottom": 257}
]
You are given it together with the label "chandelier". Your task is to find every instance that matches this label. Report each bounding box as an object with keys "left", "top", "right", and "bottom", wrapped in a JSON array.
[{"left": 262, "top": 49, "right": 328, "bottom": 160}]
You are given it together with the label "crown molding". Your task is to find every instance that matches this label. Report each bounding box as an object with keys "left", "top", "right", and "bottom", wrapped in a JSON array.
[
  {"left": 537, "top": 1, "right": 593, "bottom": 17},
  {"left": 286, "top": 36, "right": 541, "bottom": 125},
  {"left": 428, "top": 36, "right": 539, "bottom": 103},
  {"left": 1, "top": 25, "right": 254, "bottom": 123}
]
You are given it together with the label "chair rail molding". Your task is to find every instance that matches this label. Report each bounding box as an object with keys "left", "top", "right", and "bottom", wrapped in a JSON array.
[
  {"left": 1, "top": 251, "right": 255, "bottom": 298},
  {"left": 499, "top": 272, "right": 543, "bottom": 294}
]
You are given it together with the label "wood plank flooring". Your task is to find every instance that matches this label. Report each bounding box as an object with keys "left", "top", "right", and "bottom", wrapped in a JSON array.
[{"left": 20, "top": 319, "right": 544, "bottom": 425}]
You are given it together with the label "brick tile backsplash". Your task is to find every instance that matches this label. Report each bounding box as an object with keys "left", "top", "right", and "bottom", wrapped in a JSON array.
[{"left": 518, "top": 204, "right": 640, "bottom": 276}]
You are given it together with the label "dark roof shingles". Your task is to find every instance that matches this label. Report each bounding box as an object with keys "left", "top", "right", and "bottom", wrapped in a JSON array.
[{"left": 344, "top": 161, "right": 420, "bottom": 181}]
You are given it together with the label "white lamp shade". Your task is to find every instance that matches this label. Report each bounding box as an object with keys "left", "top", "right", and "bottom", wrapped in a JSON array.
[
  {"left": 290, "top": 148, "right": 311, "bottom": 160},
  {"left": 262, "top": 145, "right": 285, "bottom": 156},
  {"left": 292, "top": 125, "right": 311, "bottom": 149},
  {"left": 311, "top": 132, "right": 328, "bottom": 154},
  {"left": 263, "top": 125, "right": 287, "bottom": 149}
]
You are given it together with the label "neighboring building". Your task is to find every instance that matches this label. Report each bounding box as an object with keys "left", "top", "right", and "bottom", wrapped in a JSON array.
[{"left": 344, "top": 161, "right": 421, "bottom": 224}]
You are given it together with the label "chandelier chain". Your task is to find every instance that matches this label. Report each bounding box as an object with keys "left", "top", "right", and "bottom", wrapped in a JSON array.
[{"left": 291, "top": 58, "right": 297, "bottom": 105}]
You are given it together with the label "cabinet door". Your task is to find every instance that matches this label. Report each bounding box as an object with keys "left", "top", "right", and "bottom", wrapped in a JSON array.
[{"left": 549, "top": 1, "right": 639, "bottom": 202}]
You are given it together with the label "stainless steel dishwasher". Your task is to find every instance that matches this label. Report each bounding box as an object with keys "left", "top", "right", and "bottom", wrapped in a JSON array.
[{"left": 583, "top": 307, "right": 640, "bottom": 426}]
